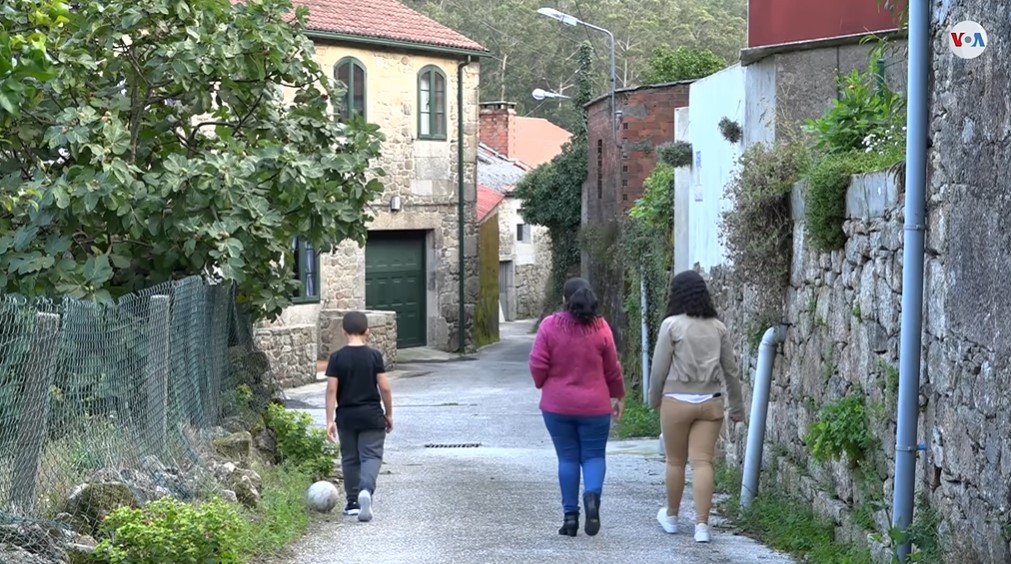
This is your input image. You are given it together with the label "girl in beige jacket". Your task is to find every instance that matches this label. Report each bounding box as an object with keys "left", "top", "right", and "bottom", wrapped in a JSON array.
[{"left": 648, "top": 270, "right": 745, "bottom": 543}]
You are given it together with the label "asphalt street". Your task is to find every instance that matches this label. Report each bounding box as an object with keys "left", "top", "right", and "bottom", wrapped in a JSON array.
[{"left": 282, "top": 321, "right": 793, "bottom": 564}]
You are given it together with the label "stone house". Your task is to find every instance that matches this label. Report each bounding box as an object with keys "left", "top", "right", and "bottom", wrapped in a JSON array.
[
  {"left": 477, "top": 102, "right": 569, "bottom": 320},
  {"left": 255, "top": 0, "right": 487, "bottom": 388}
]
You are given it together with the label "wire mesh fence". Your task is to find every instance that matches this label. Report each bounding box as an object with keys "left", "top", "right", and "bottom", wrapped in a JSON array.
[{"left": 0, "top": 275, "right": 279, "bottom": 557}]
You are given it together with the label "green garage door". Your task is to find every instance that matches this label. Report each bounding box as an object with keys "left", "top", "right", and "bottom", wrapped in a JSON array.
[{"left": 365, "top": 231, "right": 427, "bottom": 348}]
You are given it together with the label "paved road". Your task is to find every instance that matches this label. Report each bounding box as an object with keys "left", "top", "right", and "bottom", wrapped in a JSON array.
[{"left": 283, "top": 322, "right": 793, "bottom": 564}]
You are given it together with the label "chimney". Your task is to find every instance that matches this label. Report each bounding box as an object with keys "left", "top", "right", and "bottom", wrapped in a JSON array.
[{"left": 479, "top": 101, "right": 517, "bottom": 158}]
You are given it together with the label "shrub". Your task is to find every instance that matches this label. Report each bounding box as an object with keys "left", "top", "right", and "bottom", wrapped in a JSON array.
[
  {"left": 263, "top": 404, "right": 338, "bottom": 480},
  {"left": 629, "top": 163, "right": 674, "bottom": 230},
  {"left": 93, "top": 497, "right": 244, "bottom": 564},
  {"left": 718, "top": 117, "right": 743, "bottom": 143},
  {"left": 804, "top": 392, "right": 877, "bottom": 466},
  {"left": 641, "top": 45, "right": 725, "bottom": 85},
  {"left": 719, "top": 142, "right": 808, "bottom": 321},
  {"left": 657, "top": 141, "right": 692, "bottom": 169}
]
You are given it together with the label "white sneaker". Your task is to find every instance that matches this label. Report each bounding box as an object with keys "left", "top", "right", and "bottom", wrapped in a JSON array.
[
  {"left": 694, "top": 523, "right": 711, "bottom": 543},
  {"left": 357, "top": 490, "right": 373, "bottom": 522},
  {"left": 656, "top": 508, "right": 679, "bottom": 534}
]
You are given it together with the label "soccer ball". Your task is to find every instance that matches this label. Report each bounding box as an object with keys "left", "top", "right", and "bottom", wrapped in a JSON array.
[{"left": 306, "top": 480, "right": 340, "bottom": 513}]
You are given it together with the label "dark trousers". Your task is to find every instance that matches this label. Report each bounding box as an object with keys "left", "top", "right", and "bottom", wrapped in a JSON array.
[
  {"left": 542, "top": 411, "right": 611, "bottom": 514},
  {"left": 337, "top": 427, "right": 386, "bottom": 501}
]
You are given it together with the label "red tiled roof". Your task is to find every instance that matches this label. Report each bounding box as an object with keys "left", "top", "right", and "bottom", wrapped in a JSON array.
[
  {"left": 514, "top": 117, "right": 572, "bottom": 169},
  {"left": 290, "top": 0, "right": 487, "bottom": 53},
  {"left": 477, "top": 185, "right": 505, "bottom": 223}
]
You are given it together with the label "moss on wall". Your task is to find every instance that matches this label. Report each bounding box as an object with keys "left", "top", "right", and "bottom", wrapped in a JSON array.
[{"left": 476, "top": 215, "right": 500, "bottom": 347}]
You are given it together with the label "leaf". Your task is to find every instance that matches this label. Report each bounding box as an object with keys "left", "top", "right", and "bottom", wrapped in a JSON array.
[{"left": 82, "top": 254, "right": 113, "bottom": 284}]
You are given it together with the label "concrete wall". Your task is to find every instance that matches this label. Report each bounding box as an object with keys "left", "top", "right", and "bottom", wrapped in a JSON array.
[
  {"left": 684, "top": 64, "right": 746, "bottom": 272},
  {"left": 673, "top": 107, "right": 691, "bottom": 274}
]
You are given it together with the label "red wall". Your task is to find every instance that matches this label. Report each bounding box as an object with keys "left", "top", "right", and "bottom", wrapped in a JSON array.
[{"left": 748, "top": 0, "right": 904, "bottom": 48}]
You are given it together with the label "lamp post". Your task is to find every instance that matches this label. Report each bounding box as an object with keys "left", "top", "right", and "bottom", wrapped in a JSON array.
[
  {"left": 531, "top": 88, "right": 571, "bottom": 101},
  {"left": 537, "top": 7, "right": 617, "bottom": 142}
]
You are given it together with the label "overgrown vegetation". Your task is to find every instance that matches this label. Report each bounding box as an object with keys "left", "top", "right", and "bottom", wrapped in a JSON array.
[
  {"left": 514, "top": 42, "right": 593, "bottom": 319},
  {"left": 263, "top": 403, "right": 339, "bottom": 480},
  {"left": 719, "top": 117, "right": 743, "bottom": 143},
  {"left": 613, "top": 398, "right": 660, "bottom": 438},
  {"left": 657, "top": 141, "right": 692, "bottom": 169},
  {"left": 475, "top": 216, "right": 500, "bottom": 347},
  {"left": 804, "top": 392, "right": 878, "bottom": 466},
  {"left": 640, "top": 45, "right": 726, "bottom": 85},
  {"left": 802, "top": 42, "right": 906, "bottom": 251},
  {"left": 714, "top": 461, "right": 873, "bottom": 563},
  {"left": 719, "top": 141, "right": 808, "bottom": 334},
  {"left": 0, "top": 0, "right": 386, "bottom": 320}
]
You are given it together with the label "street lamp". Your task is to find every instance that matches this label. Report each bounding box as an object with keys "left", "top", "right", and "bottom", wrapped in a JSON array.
[
  {"left": 532, "top": 88, "right": 571, "bottom": 101},
  {"left": 537, "top": 7, "right": 617, "bottom": 142}
]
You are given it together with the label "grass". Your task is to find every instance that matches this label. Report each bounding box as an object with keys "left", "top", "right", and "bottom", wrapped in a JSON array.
[
  {"left": 613, "top": 398, "right": 660, "bottom": 439},
  {"left": 236, "top": 462, "right": 314, "bottom": 560},
  {"left": 713, "top": 460, "right": 874, "bottom": 564}
]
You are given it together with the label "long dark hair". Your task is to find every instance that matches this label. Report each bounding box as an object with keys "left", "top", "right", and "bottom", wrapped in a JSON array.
[
  {"left": 562, "top": 277, "right": 599, "bottom": 324},
  {"left": 665, "top": 270, "right": 718, "bottom": 319}
]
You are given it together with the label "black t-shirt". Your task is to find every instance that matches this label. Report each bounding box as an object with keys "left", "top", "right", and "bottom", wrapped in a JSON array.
[{"left": 325, "top": 345, "right": 387, "bottom": 430}]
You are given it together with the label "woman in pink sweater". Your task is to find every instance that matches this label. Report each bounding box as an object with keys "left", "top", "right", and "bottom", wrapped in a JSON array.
[{"left": 529, "top": 277, "right": 625, "bottom": 538}]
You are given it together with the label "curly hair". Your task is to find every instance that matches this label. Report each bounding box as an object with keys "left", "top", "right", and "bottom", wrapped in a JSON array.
[{"left": 664, "top": 270, "right": 719, "bottom": 319}]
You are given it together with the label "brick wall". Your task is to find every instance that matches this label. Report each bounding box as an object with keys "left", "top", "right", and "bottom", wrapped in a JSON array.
[
  {"left": 479, "top": 101, "right": 516, "bottom": 158},
  {"left": 584, "top": 82, "right": 691, "bottom": 226}
]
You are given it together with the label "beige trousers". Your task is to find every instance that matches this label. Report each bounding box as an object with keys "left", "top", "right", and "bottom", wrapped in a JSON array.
[{"left": 660, "top": 397, "right": 724, "bottom": 524}]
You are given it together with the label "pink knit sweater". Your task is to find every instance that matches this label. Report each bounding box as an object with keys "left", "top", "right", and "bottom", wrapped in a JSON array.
[{"left": 529, "top": 312, "right": 625, "bottom": 416}]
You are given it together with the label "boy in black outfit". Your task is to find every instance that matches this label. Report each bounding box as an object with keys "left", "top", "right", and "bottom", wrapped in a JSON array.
[{"left": 325, "top": 311, "right": 393, "bottom": 522}]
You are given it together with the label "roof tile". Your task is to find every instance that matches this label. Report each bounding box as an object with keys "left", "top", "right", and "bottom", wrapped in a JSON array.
[
  {"left": 513, "top": 116, "right": 572, "bottom": 169},
  {"left": 477, "top": 185, "right": 505, "bottom": 222},
  {"left": 291, "top": 0, "right": 486, "bottom": 53}
]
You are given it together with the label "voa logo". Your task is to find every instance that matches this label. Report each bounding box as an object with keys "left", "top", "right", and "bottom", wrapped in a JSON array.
[{"left": 948, "top": 20, "right": 988, "bottom": 59}]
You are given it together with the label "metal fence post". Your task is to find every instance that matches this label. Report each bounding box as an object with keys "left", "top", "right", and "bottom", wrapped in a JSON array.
[
  {"left": 10, "top": 312, "right": 61, "bottom": 512},
  {"left": 144, "top": 295, "right": 171, "bottom": 458}
]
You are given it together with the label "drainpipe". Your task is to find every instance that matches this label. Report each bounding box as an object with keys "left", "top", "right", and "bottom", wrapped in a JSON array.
[
  {"left": 892, "top": 0, "right": 929, "bottom": 560},
  {"left": 639, "top": 261, "right": 650, "bottom": 405},
  {"left": 457, "top": 57, "right": 472, "bottom": 353},
  {"left": 739, "top": 323, "right": 788, "bottom": 509}
]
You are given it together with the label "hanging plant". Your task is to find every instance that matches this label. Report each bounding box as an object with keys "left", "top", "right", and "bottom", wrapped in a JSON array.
[
  {"left": 657, "top": 141, "right": 692, "bottom": 168},
  {"left": 719, "top": 117, "right": 743, "bottom": 143}
]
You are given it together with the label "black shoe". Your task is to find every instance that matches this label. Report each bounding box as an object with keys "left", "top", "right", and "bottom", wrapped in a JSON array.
[
  {"left": 343, "top": 501, "right": 361, "bottom": 516},
  {"left": 584, "top": 493, "right": 601, "bottom": 536},
  {"left": 558, "top": 512, "right": 579, "bottom": 537}
]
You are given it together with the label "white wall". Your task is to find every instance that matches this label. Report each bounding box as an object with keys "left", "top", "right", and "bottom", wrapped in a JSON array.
[
  {"left": 673, "top": 106, "right": 691, "bottom": 275},
  {"left": 508, "top": 198, "right": 538, "bottom": 266},
  {"left": 685, "top": 64, "right": 746, "bottom": 272}
]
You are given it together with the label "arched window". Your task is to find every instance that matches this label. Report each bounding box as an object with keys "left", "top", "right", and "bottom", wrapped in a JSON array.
[
  {"left": 418, "top": 65, "right": 447, "bottom": 139},
  {"left": 334, "top": 57, "right": 366, "bottom": 119}
]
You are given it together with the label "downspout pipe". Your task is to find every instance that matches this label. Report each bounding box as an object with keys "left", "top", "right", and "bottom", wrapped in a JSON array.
[
  {"left": 739, "top": 323, "right": 788, "bottom": 509},
  {"left": 892, "top": 0, "right": 929, "bottom": 560},
  {"left": 457, "top": 57, "right": 472, "bottom": 353}
]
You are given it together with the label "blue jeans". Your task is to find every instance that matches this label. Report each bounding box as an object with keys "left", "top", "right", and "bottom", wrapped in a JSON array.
[{"left": 542, "top": 411, "right": 611, "bottom": 514}]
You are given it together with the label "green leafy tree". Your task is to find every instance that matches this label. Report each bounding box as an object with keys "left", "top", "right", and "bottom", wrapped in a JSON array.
[
  {"left": 0, "top": 0, "right": 385, "bottom": 319},
  {"left": 640, "top": 45, "right": 725, "bottom": 84}
]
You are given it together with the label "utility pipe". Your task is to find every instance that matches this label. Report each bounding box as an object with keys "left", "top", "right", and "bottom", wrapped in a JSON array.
[
  {"left": 891, "top": 0, "right": 929, "bottom": 560},
  {"left": 639, "top": 261, "right": 650, "bottom": 405},
  {"left": 457, "top": 57, "right": 472, "bottom": 353},
  {"left": 739, "top": 324, "right": 788, "bottom": 509}
]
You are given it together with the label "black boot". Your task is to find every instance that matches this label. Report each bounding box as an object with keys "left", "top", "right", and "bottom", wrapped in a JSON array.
[
  {"left": 583, "top": 492, "right": 601, "bottom": 536},
  {"left": 558, "top": 511, "right": 579, "bottom": 537}
]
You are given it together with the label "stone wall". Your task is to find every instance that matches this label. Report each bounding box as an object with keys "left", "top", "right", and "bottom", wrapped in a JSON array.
[
  {"left": 318, "top": 310, "right": 398, "bottom": 372},
  {"left": 253, "top": 324, "right": 317, "bottom": 390},
  {"left": 515, "top": 227, "right": 552, "bottom": 319},
  {"left": 712, "top": 168, "right": 1011, "bottom": 562}
]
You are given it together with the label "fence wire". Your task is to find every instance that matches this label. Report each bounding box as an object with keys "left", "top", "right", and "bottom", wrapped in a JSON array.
[{"left": 0, "top": 276, "right": 279, "bottom": 558}]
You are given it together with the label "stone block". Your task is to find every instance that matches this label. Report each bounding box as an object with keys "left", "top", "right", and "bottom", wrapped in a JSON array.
[{"left": 846, "top": 170, "right": 900, "bottom": 220}]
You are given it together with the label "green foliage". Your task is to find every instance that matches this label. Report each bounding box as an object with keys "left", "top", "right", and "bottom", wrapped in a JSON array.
[
  {"left": 263, "top": 404, "right": 338, "bottom": 480},
  {"left": 719, "top": 141, "right": 808, "bottom": 323},
  {"left": 0, "top": 0, "right": 385, "bottom": 320},
  {"left": 629, "top": 163, "right": 674, "bottom": 229},
  {"left": 890, "top": 494, "right": 945, "bottom": 563},
  {"left": 640, "top": 45, "right": 725, "bottom": 85},
  {"left": 613, "top": 398, "right": 660, "bottom": 439},
  {"left": 805, "top": 393, "right": 877, "bottom": 465},
  {"left": 93, "top": 497, "right": 244, "bottom": 563},
  {"left": 234, "top": 463, "right": 312, "bottom": 559},
  {"left": 804, "top": 52, "right": 905, "bottom": 155},
  {"left": 804, "top": 147, "right": 904, "bottom": 251},
  {"left": 474, "top": 216, "right": 500, "bottom": 347},
  {"left": 657, "top": 141, "right": 692, "bottom": 169},
  {"left": 719, "top": 117, "right": 743, "bottom": 143},
  {"left": 0, "top": 0, "right": 70, "bottom": 117}
]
